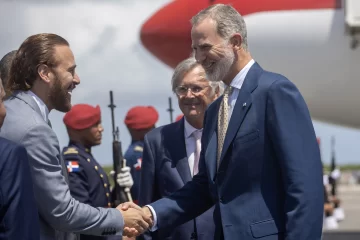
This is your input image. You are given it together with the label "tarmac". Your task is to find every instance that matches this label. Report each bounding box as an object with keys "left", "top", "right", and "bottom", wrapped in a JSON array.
[{"left": 322, "top": 184, "right": 360, "bottom": 240}]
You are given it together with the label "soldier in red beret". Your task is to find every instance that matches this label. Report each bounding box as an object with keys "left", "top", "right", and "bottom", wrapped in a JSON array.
[
  {"left": 123, "top": 106, "right": 159, "bottom": 203},
  {"left": 62, "top": 104, "right": 134, "bottom": 240}
]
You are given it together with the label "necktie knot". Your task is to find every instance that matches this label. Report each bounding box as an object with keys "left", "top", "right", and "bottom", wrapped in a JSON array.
[
  {"left": 224, "top": 86, "right": 233, "bottom": 96},
  {"left": 192, "top": 129, "right": 202, "bottom": 140}
]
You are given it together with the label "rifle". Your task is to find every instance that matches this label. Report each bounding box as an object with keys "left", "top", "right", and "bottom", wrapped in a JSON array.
[
  {"left": 108, "top": 91, "right": 133, "bottom": 206},
  {"left": 330, "top": 136, "right": 338, "bottom": 199},
  {"left": 167, "top": 97, "right": 174, "bottom": 123}
]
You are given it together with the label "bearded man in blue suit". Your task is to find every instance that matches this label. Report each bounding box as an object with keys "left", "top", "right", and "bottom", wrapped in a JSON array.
[{"left": 123, "top": 4, "right": 324, "bottom": 240}]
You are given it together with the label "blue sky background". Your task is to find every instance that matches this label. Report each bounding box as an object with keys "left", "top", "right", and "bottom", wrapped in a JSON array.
[{"left": 0, "top": 0, "right": 359, "bottom": 166}]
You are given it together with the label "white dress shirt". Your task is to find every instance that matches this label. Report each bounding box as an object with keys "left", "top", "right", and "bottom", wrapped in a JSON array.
[
  {"left": 147, "top": 59, "right": 255, "bottom": 231},
  {"left": 184, "top": 118, "right": 203, "bottom": 177},
  {"left": 27, "top": 90, "right": 49, "bottom": 122},
  {"left": 227, "top": 59, "right": 255, "bottom": 121}
]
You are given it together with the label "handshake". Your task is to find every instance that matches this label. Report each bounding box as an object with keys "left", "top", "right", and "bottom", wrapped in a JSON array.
[{"left": 116, "top": 202, "right": 154, "bottom": 238}]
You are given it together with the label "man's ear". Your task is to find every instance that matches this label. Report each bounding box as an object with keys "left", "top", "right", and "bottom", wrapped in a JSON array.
[
  {"left": 214, "top": 85, "right": 220, "bottom": 98},
  {"left": 37, "top": 64, "right": 51, "bottom": 83},
  {"left": 230, "top": 33, "right": 242, "bottom": 50}
]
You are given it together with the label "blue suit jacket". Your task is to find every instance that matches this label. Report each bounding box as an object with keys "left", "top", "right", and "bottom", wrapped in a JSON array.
[
  {"left": 138, "top": 119, "right": 215, "bottom": 240},
  {"left": 150, "top": 63, "right": 324, "bottom": 240},
  {"left": 0, "top": 137, "right": 40, "bottom": 239}
]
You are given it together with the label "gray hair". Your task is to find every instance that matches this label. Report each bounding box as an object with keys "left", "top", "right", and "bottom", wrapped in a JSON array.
[
  {"left": 191, "top": 4, "right": 248, "bottom": 51},
  {"left": 171, "top": 57, "right": 224, "bottom": 95}
]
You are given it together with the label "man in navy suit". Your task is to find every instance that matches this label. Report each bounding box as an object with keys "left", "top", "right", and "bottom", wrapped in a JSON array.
[
  {"left": 123, "top": 3, "right": 324, "bottom": 240},
  {"left": 138, "top": 57, "right": 222, "bottom": 240},
  {"left": 0, "top": 78, "right": 40, "bottom": 239}
]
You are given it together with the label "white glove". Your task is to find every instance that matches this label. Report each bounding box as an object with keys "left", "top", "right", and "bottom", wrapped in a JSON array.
[
  {"left": 116, "top": 166, "right": 134, "bottom": 188},
  {"left": 331, "top": 168, "right": 341, "bottom": 180}
]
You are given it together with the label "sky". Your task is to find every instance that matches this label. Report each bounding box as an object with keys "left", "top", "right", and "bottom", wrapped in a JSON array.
[{"left": 0, "top": 0, "right": 359, "bottom": 167}]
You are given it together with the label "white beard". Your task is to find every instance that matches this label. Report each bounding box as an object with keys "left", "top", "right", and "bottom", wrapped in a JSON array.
[{"left": 205, "top": 48, "right": 235, "bottom": 82}]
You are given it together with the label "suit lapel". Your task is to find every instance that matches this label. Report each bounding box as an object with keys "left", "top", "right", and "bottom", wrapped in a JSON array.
[
  {"left": 12, "top": 91, "right": 70, "bottom": 182},
  {"left": 204, "top": 97, "right": 222, "bottom": 182},
  {"left": 219, "top": 63, "right": 262, "bottom": 165},
  {"left": 167, "top": 119, "right": 192, "bottom": 183},
  {"left": 12, "top": 91, "right": 43, "bottom": 120}
]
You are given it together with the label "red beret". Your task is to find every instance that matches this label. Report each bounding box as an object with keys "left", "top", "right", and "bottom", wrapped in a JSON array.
[
  {"left": 63, "top": 104, "right": 101, "bottom": 130},
  {"left": 175, "top": 114, "right": 184, "bottom": 122},
  {"left": 124, "top": 106, "right": 159, "bottom": 130}
]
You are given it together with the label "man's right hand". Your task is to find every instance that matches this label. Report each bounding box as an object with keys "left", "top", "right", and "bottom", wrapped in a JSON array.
[{"left": 116, "top": 202, "right": 152, "bottom": 238}]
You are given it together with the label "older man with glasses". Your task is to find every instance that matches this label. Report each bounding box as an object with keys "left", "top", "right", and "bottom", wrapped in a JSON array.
[{"left": 137, "top": 57, "right": 223, "bottom": 240}]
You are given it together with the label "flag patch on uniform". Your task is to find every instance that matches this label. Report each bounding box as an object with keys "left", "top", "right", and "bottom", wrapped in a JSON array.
[
  {"left": 134, "top": 158, "right": 142, "bottom": 170},
  {"left": 67, "top": 161, "right": 80, "bottom": 172}
]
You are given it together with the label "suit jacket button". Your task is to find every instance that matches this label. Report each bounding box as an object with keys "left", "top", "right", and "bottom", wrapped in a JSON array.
[{"left": 219, "top": 197, "right": 223, "bottom": 203}]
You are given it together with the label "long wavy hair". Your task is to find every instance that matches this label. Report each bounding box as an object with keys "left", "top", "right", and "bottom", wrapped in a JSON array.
[{"left": 6, "top": 33, "right": 69, "bottom": 96}]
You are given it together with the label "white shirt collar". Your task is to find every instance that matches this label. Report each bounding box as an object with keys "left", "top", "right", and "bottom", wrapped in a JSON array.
[
  {"left": 27, "top": 90, "right": 49, "bottom": 122},
  {"left": 230, "top": 59, "right": 255, "bottom": 89},
  {"left": 184, "top": 117, "right": 202, "bottom": 139}
]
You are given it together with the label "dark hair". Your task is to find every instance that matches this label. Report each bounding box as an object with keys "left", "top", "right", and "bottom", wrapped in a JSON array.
[
  {"left": 6, "top": 33, "right": 69, "bottom": 94},
  {"left": 0, "top": 50, "right": 17, "bottom": 87}
]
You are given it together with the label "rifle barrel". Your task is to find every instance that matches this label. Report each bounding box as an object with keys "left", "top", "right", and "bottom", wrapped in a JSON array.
[
  {"left": 108, "top": 90, "right": 132, "bottom": 205},
  {"left": 108, "top": 91, "right": 117, "bottom": 139},
  {"left": 168, "top": 97, "right": 173, "bottom": 123}
]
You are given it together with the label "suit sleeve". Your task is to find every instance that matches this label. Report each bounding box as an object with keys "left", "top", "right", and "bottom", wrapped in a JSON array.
[
  {"left": 22, "top": 124, "right": 124, "bottom": 236},
  {"left": 266, "top": 78, "right": 324, "bottom": 239},
  {"left": 138, "top": 135, "right": 160, "bottom": 240},
  {"left": 149, "top": 112, "right": 214, "bottom": 230},
  {"left": 64, "top": 156, "right": 91, "bottom": 205},
  {"left": 0, "top": 144, "right": 40, "bottom": 240}
]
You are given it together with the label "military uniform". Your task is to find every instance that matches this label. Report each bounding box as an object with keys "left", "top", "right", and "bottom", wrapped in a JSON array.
[
  {"left": 62, "top": 104, "right": 121, "bottom": 240},
  {"left": 62, "top": 142, "right": 120, "bottom": 240},
  {"left": 124, "top": 106, "right": 159, "bottom": 203},
  {"left": 124, "top": 140, "right": 144, "bottom": 203}
]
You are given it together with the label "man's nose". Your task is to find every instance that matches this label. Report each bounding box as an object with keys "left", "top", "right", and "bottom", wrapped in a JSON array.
[
  {"left": 73, "top": 73, "right": 80, "bottom": 85},
  {"left": 185, "top": 88, "right": 195, "bottom": 98},
  {"left": 98, "top": 123, "right": 104, "bottom": 132},
  {"left": 194, "top": 50, "right": 206, "bottom": 64}
]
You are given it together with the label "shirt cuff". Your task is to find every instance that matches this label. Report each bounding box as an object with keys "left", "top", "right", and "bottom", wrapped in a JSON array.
[{"left": 146, "top": 205, "right": 158, "bottom": 232}]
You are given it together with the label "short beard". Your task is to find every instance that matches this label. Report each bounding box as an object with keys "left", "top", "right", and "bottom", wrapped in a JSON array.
[
  {"left": 206, "top": 47, "right": 235, "bottom": 82},
  {"left": 49, "top": 74, "right": 71, "bottom": 112}
]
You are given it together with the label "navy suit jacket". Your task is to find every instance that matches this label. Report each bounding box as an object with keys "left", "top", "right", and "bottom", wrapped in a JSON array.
[
  {"left": 0, "top": 137, "right": 40, "bottom": 239},
  {"left": 150, "top": 63, "right": 324, "bottom": 240},
  {"left": 138, "top": 119, "right": 215, "bottom": 240}
]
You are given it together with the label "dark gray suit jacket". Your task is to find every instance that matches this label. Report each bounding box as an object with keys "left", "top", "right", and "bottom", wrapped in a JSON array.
[{"left": 0, "top": 91, "right": 124, "bottom": 240}]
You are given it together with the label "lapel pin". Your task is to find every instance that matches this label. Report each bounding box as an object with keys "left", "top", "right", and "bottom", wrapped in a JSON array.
[{"left": 243, "top": 102, "right": 247, "bottom": 107}]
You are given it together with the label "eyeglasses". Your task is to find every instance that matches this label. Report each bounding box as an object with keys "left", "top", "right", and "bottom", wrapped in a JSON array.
[{"left": 175, "top": 85, "right": 210, "bottom": 96}]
